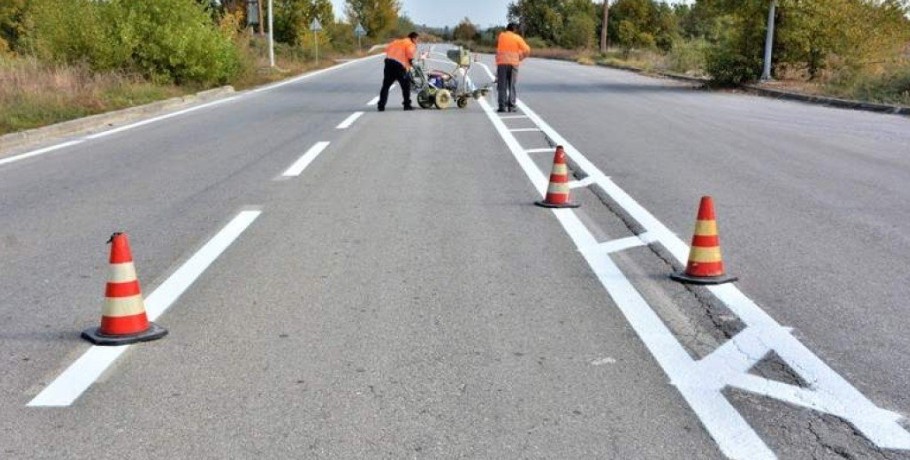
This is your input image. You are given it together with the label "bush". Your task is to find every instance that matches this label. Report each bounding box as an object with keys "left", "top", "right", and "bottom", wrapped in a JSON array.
[
  {"left": 705, "top": 42, "right": 762, "bottom": 86},
  {"left": 23, "top": 0, "right": 241, "bottom": 86}
]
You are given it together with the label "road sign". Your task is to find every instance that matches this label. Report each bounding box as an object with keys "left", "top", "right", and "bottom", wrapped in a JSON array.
[
  {"left": 354, "top": 23, "right": 366, "bottom": 37},
  {"left": 310, "top": 18, "right": 322, "bottom": 32}
]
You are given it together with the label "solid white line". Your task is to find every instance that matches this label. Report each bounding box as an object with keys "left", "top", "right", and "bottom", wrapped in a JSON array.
[
  {"left": 589, "top": 236, "right": 648, "bottom": 254},
  {"left": 282, "top": 142, "right": 330, "bottom": 177},
  {"left": 336, "top": 112, "right": 364, "bottom": 130},
  {"left": 525, "top": 148, "right": 554, "bottom": 154},
  {"left": 85, "top": 97, "right": 240, "bottom": 140},
  {"left": 27, "top": 210, "right": 261, "bottom": 407},
  {"left": 509, "top": 128, "right": 541, "bottom": 133},
  {"left": 367, "top": 96, "right": 380, "bottom": 106},
  {"left": 0, "top": 140, "right": 84, "bottom": 167}
]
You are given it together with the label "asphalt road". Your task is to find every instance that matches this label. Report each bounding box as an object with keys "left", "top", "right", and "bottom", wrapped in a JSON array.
[{"left": 1, "top": 48, "right": 909, "bottom": 459}]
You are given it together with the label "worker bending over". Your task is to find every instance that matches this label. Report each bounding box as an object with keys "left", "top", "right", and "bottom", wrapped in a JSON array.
[
  {"left": 496, "top": 23, "right": 531, "bottom": 113},
  {"left": 378, "top": 32, "right": 419, "bottom": 112}
]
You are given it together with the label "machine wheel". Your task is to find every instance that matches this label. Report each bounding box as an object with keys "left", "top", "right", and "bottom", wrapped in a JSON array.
[
  {"left": 434, "top": 89, "right": 452, "bottom": 109},
  {"left": 417, "top": 90, "right": 434, "bottom": 109},
  {"left": 456, "top": 97, "right": 468, "bottom": 109}
]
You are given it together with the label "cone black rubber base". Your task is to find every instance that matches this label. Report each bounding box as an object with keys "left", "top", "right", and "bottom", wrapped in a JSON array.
[
  {"left": 81, "top": 322, "right": 168, "bottom": 346},
  {"left": 535, "top": 200, "right": 580, "bottom": 209},
  {"left": 670, "top": 272, "right": 738, "bottom": 285}
]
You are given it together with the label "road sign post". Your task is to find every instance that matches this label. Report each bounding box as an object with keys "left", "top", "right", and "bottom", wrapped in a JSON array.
[
  {"left": 311, "top": 18, "right": 322, "bottom": 63},
  {"left": 761, "top": 0, "right": 777, "bottom": 81},
  {"left": 354, "top": 23, "right": 366, "bottom": 53}
]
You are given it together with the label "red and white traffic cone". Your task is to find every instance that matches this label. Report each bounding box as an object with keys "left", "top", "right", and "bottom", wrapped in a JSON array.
[
  {"left": 671, "top": 196, "right": 738, "bottom": 285},
  {"left": 82, "top": 233, "right": 167, "bottom": 346},
  {"left": 535, "top": 146, "right": 580, "bottom": 209}
]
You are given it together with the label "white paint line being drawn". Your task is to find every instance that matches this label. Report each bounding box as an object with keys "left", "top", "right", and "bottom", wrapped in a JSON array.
[
  {"left": 0, "top": 140, "right": 84, "bottom": 167},
  {"left": 477, "top": 71, "right": 910, "bottom": 455},
  {"left": 1, "top": 54, "right": 382, "bottom": 169},
  {"left": 367, "top": 96, "right": 380, "bottom": 106},
  {"left": 525, "top": 148, "right": 554, "bottom": 154},
  {"left": 27, "top": 210, "right": 261, "bottom": 407},
  {"left": 509, "top": 128, "right": 541, "bottom": 133},
  {"left": 282, "top": 142, "right": 330, "bottom": 177},
  {"left": 336, "top": 112, "right": 364, "bottom": 130}
]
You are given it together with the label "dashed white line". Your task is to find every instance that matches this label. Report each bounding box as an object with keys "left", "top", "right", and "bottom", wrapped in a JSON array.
[
  {"left": 336, "top": 112, "right": 364, "bottom": 130},
  {"left": 282, "top": 141, "right": 330, "bottom": 177},
  {"left": 28, "top": 209, "right": 261, "bottom": 407}
]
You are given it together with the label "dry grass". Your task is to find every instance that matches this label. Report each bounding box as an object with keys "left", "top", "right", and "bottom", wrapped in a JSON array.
[{"left": 0, "top": 57, "right": 184, "bottom": 135}]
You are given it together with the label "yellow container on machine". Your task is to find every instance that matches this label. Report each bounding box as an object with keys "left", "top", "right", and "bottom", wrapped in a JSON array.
[{"left": 447, "top": 48, "right": 472, "bottom": 67}]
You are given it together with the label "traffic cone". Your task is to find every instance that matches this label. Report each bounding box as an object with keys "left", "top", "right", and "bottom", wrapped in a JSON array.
[
  {"left": 535, "top": 146, "right": 580, "bottom": 209},
  {"left": 671, "top": 196, "right": 738, "bottom": 285},
  {"left": 82, "top": 233, "right": 167, "bottom": 346}
]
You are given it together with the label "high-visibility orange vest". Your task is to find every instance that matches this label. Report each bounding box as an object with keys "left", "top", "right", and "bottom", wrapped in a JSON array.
[
  {"left": 496, "top": 31, "right": 531, "bottom": 66},
  {"left": 386, "top": 37, "right": 417, "bottom": 69}
]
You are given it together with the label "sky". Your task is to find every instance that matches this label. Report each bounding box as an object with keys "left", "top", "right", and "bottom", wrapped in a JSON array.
[{"left": 329, "top": 0, "right": 691, "bottom": 29}]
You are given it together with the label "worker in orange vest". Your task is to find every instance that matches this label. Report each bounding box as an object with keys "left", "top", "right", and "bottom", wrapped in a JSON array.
[
  {"left": 496, "top": 23, "right": 531, "bottom": 113},
  {"left": 378, "top": 32, "right": 419, "bottom": 112}
]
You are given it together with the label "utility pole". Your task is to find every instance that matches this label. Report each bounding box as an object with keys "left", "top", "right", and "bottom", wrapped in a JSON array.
[
  {"left": 761, "top": 0, "right": 777, "bottom": 81},
  {"left": 600, "top": 1, "right": 609, "bottom": 53}
]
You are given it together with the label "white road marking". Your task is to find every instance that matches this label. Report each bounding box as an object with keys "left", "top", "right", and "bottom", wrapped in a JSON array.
[
  {"left": 568, "top": 176, "right": 597, "bottom": 189},
  {"left": 590, "top": 236, "right": 648, "bottom": 254},
  {"left": 282, "top": 142, "right": 330, "bottom": 177},
  {"left": 367, "top": 96, "right": 380, "bottom": 106},
  {"left": 1, "top": 54, "right": 383, "bottom": 168},
  {"left": 499, "top": 115, "right": 529, "bottom": 119},
  {"left": 336, "top": 112, "right": 364, "bottom": 130},
  {"left": 27, "top": 210, "right": 261, "bottom": 407},
  {"left": 525, "top": 147, "right": 554, "bottom": 154},
  {"left": 509, "top": 128, "right": 541, "bottom": 133},
  {"left": 479, "top": 86, "right": 910, "bottom": 457},
  {"left": 0, "top": 140, "right": 84, "bottom": 167}
]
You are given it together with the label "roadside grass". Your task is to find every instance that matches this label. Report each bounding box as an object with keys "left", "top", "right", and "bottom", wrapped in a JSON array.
[
  {"left": 0, "top": 38, "right": 367, "bottom": 136},
  {"left": 0, "top": 57, "right": 185, "bottom": 135}
]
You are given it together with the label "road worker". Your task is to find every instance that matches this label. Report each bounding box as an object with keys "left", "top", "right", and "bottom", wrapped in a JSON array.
[
  {"left": 496, "top": 23, "right": 531, "bottom": 113},
  {"left": 378, "top": 32, "right": 419, "bottom": 112}
]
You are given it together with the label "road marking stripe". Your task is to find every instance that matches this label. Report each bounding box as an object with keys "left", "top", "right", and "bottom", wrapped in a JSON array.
[
  {"left": 336, "top": 112, "right": 364, "bottom": 130},
  {"left": 367, "top": 96, "right": 380, "bottom": 106},
  {"left": 282, "top": 142, "right": 330, "bottom": 177},
  {"left": 85, "top": 97, "right": 240, "bottom": 141},
  {"left": 0, "top": 141, "right": 83, "bottom": 167},
  {"left": 27, "top": 209, "right": 261, "bottom": 407},
  {"left": 499, "top": 115, "right": 529, "bottom": 119},
  {"left": 568, "top": 176, "right": 597, "bottom": 189},
  {"left": 525, "top": 148, "right": 554, "bottom": 154},
  {"left": 509, "top": 128, "right": 541, "bottom": 133}
]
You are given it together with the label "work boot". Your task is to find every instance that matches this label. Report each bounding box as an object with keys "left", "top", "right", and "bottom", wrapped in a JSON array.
[
  {"left": 508, "top": 106, "right": 516, "bottom": 112},
  {"left": 403, "top": 105, "right": 415, "bottom": 111},
  {"left": 377, "top": 105, "right": 385, "bottom": 112},
  {"left": 497, "top": 107, "right": 506, "bottom": 113}
]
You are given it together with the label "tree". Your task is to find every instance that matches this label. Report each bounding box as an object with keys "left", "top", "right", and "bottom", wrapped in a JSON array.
[
  {"left": 453, "top": 17, "right": 478, "bottom": 42},
  {"left": 274, "top": 0, "right": 334, "bottom": 45},
  {"left": 345, "top": 0, "right": 400, "bottom": 40},
  {"left": 0, "top": 0, "right": 28, "bottom": 53}
]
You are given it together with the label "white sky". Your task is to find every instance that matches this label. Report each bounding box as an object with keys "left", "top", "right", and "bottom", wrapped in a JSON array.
[{"left": 329, "top": 0, "right": 691, "bottom": 29}]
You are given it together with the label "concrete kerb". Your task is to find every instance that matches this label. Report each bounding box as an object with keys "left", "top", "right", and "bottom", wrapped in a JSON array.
[
  {"left": 0, "top": 86, "right": 236, "bottom": 157},
  {"left": 593, "top": 61, "right": 910, "bottom": 116}
]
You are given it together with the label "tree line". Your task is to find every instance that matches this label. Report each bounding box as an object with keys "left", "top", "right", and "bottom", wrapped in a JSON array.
[
  {"left": 500, "top": 0, "right": 910, "bottom": 86},
  {"left": 0, "top": 0, "right": 412, "bottom": 86}
]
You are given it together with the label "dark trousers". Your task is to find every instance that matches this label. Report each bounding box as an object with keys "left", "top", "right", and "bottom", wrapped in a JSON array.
[
  {"left": 497, "top": 64, "right": 519, "bottom": 109},
  {"left": 378, "top": 59, "right": 412, "bottom": 109}
]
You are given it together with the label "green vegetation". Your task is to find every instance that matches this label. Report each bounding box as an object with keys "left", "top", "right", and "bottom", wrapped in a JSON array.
[
  {"left": 0, "top": 0, "right": 415, "bottom": 135},
  {"left": 494, "top": 0, "right": 910, "bottom": 105}
]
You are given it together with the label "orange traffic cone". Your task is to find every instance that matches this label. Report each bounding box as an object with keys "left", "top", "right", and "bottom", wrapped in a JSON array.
[
  {"left": 535, "top": 146, "right": 580, "bottom": 209},
  {"left": 670, "top": 196, "right": 738, "bottom": 285},
  {"left": 82, "top": 233, "right": 167, "bottom": 345}
]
